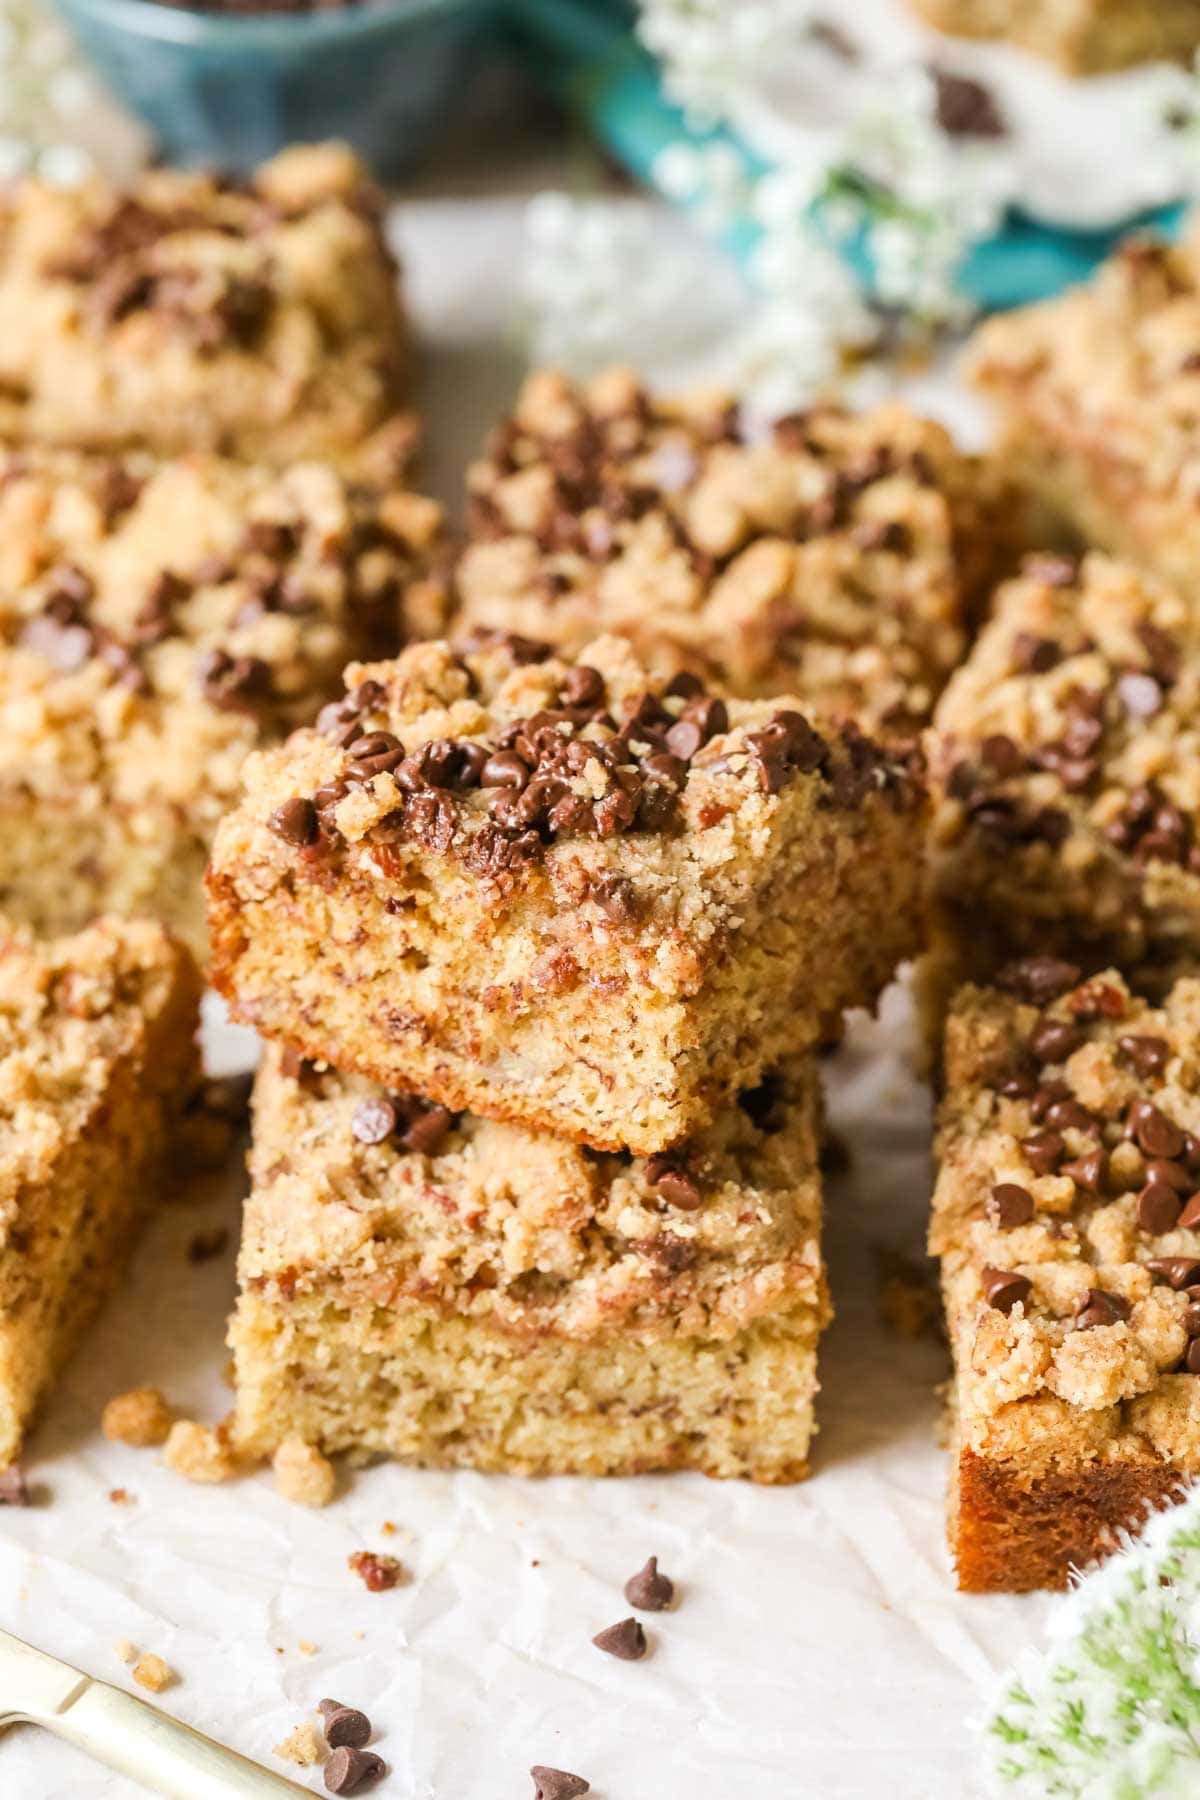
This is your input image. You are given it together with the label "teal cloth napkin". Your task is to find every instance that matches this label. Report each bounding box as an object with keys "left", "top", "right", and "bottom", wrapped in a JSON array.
[{"left": 503, "top": 0, "right": 1185, "bottom": 310}]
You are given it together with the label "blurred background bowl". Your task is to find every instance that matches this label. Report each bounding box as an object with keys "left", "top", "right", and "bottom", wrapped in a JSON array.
[{"left": 50, "top": 0, "right": 494, "bottom": 175}]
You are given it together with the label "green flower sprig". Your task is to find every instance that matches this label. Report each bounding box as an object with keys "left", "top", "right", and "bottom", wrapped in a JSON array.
[{"left": 986, "top": 1492, "right": 1200, "bottom": 1798}]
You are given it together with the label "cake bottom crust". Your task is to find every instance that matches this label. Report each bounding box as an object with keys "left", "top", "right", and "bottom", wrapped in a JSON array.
[
  {"left": 952, "top": 1447, "right": 1186, "bottom": 1592},
  {"left": 230, "top": 1293, "right": 825, "bottom": 1484}
]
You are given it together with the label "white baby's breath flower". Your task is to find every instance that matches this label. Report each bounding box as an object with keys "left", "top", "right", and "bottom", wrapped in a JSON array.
[{"left": 638, "top": 0, "right": 819, "bottom": 124}]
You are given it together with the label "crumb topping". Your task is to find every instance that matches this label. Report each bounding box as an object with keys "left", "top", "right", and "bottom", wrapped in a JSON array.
[
  {"left": 936, "top": 961, "right": 1200, "bottom": 1471},
  {"left": 256, "top": 631, "right": 923, "bottom": 888},
  {"left": 240, "top": 1043, "right": 826, "bottom": 1346},
  {"left": 454, "top": 367, "right": 995, "bottom": 734},
  {"left": 929, "top": 551, "right": 1200, "bottom": 958}
]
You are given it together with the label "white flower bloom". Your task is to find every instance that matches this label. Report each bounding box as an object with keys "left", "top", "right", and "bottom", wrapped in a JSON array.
[{"left": 983, "top": 1487, "right": 1200, "bottom": 1797}]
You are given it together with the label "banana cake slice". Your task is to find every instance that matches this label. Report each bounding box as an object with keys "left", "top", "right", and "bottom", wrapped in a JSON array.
[{"left": 230, "top": 1043, "right": 828, "bottom": 1483}]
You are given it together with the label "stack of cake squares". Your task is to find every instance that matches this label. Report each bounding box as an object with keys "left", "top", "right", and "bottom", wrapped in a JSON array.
[{"left": 211, "top": 624, "right": 930, "bottom": 1482}]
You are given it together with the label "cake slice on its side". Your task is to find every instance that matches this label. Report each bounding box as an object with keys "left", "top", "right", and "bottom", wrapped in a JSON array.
[{"left": 230, "top": 1044, "right": 828, "bottom": 1484}]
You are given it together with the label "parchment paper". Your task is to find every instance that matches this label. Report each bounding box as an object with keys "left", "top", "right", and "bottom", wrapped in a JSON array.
[{"left": 0, "top": 192, "right": 1051, "bottom": 1800}]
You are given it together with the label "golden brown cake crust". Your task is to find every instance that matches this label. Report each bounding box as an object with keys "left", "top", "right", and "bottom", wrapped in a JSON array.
[
  {"left": 0, "top": 445, "right": 445, "bottom": 960},
  {"left": 457, "top": 368, "right": 1001, "bottom": 736},
  {"left": 927, "top": 551, "right": 1200, "bottom": 975},
  {"left": 230, "top": 1044, "right": 828, "bottom": 1481},
  {"left": 0, "top": 143, "right": 413, "bottom": 471},
  {"left": 952, "top": 1446, "right": 1184, "bottom": 1592},
  {"left": 207, "top": 632, "right": 927, "bottom": 1154},
  {"left": 934, "top": 960, "right": 1200, "bottom": 1589},
  {"left": 910, "top": 0, "right": 1200, "bottom": 73}
]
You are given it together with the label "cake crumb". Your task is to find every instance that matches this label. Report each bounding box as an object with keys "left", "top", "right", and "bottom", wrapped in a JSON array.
[
  {"left": 163, "top": 1419, "right": 238, "bottom": 1484},
  {"left": 113, "top": 1638, "right": 136, "bottom": 1665},
  {"left": 298, "top": 1640, "right": 318, "bottom": 1657},
  {"left": 273, "top": 1437, "right": 336, "bottom": 1508},
  {"left": 102, "top": 1388, "right": 172, "bottom": 1449},
  {"left": 131, "top": 1653, "right": 174, "bottom": 1693},
  {"left": 108, "top": 1487, "right": 133, "bottom": 1505},
  {"left": 348, "top": 1550, "right": 406, "bottom": 1592},
  {"left": 274, "top": 1721, "right": 323, "bottom": 1767}
]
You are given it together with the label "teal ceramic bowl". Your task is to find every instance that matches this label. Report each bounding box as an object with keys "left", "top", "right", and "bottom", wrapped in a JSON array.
[{"left": 52, "top": 0, "right": 493, "bottom": 176}]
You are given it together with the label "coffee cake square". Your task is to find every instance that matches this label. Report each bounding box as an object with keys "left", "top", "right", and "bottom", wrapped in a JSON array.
[
  {"left": 935, "top": 959, "right": 1200, "bottom": 1590},
  {"left": 231, "top": 1044, "right": 828, "bottom": 1483},
  {"left": 208, "top": 632, "right": 927, "bottom": 1154},
  {"left": 0, "top": 142, "right": 412, "bottom": 471},
  {"left": 454, "top": 368, "right": 1000, "bottom": 737},
  {"left": 0, "top": 444, "right": 445, "bottom": 961}
]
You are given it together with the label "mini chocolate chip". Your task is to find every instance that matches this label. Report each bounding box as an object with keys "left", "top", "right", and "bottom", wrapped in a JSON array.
[
  {"left": 351, "top": 1099, "right": 397, "bottom": 1146},
  {"left": 1118, "top": 671, "right": 1163, "bottom": 718},
  {"left": 1030, "top": 1083, "right": 1070, "bottom": 1122},
  {"left": 345, "top": 732, "right": 405, "bottom": 781},
  {"left": 981, "top": 1266, "right": 1032, "bottom": 1312},
  {"left": 398, "top": 1104, "right": 453, "bottom": 1156},
  {"left": 1043, "top": 1099, "right": 1096, "bottom": 1135},
  {"left": 1184, "top": 1304, "right": 1200, "bottom": 1337},
  {"left": 1061, "top": 1150, "right": 1106, "bottom": 1193},
  {"left": 1132, "top": 1102, "right": 1186, "bottom": 1161},
  {"left": 198, "top": 647, "right": 270, "bottom": 711},
  {"left": 996, "top": 958, "right": 1081, "bottom": 1005},
  {"left": 589, "top": 874, "right": 641, "bottom": 922},
  {"left": 1030, "top": 1019, "right": 1081, "bottom": 1063},
  {"left": 1075, "top": 1288, "right": 1131, "bottom": 1330},
  {"left": 1146, "top": 1257, "right": 1200, "bottom": 1289},
  {"left": 988, "top": 1183, "right": 1034, "bottom": 1228},
  {"left": 592, "top": 1617, "right": 647, "bottom": 1660},
  {"left": 624, "top": 1555, "right": 674, "bottom": 1610},
  {"left": 325, "top": 1747, "right": 387, "bottom": 1795},
  {"left": 979, "top": 733, "right": 1024, "bottom": 776},
  {"left": 1020, "top": 1131, "right": 1064, "bottom": 1175},
  {"left": 317, "top": 701, "right": 364, "bottom": 747},
  {"left": 1010, "top": 631, "right": 1060, "bottom": 674},
  {"left": 1138, "top": 1180, "right": 1183, "bottom": 1234},
  {"left": 323, "top": 1708, "right": 372, "bottom": 1750},
  {"left": 0, "top": 1467, "right": 29, "bottom": 1505},
  {"left": 480, "top": 750, "right": 530, "bottom": 790},
  {"left": 562, "top": 664, "right": 604, "bottom": 709},
  {"left": 1178, "top": 1193, "right": 1200, "bottom": 1230},
  {"left": 641, "top": 752, "right": 688, "bottom": 786},
  {"left": 930, "top": 67, "right": 1007, "bottom": 137},
  {"left": 645, "top": 1157, "right": 703, "bottom": 1210},
  {"left": 531, "top": 1769, "right": 590, "bottom": 1800},
  {"left": 683, "top": 694, "right": 728, "bottom": 742},
  {"left": 665, "top": 718, "right": 704, "bottom": 761},
  {"left": 1147, "top": 1159, "right": 1192, "bottom": 1193},
  {"left": 1186, "top": 1338, "right": 1200, "bottom": 1373},
  {"left": 268, "top": 797, "right": 318, "bottom": 847},
  {"left": 1118, "top": 1035, "right": 1170, "bottom": 1078}
]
